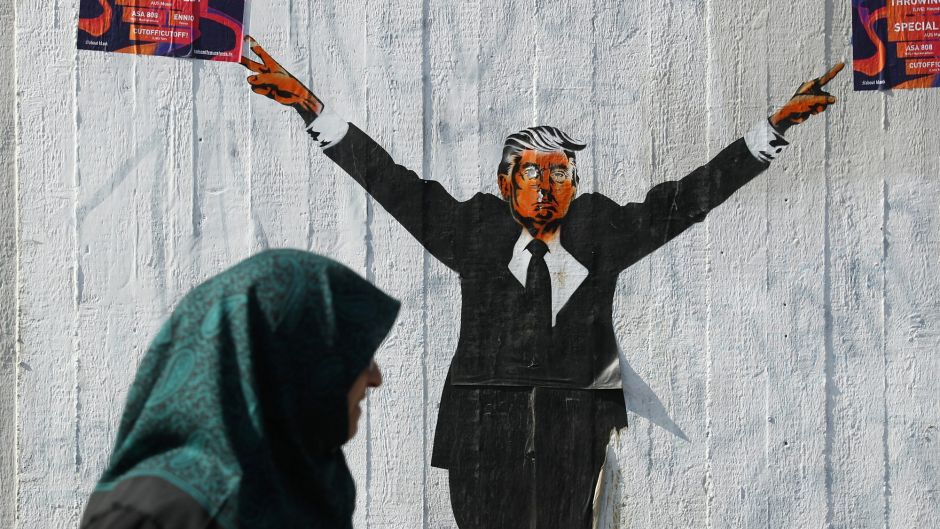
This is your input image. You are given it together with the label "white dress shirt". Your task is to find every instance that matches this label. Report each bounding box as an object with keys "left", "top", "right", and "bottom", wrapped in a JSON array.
[{"left": 506, "top": 228, "right": 589, "bottom": 328}]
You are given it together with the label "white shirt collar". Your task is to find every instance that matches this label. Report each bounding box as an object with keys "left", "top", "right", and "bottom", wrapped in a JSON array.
[
  {"left": 507, "top": 227, "right": 589, "bottom": 326},
  {"left": 510, "top": 227, "right": 564, "bottom": 256}
]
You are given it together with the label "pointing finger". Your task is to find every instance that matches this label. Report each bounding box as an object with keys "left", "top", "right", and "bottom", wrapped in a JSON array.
[
  {"left": 245, "top": 37, "right": 281, "bottom": 71},
  {"left": 795, "top": 79, "right": 816, "bottom": 96},
  {"left": 815, "top": 89, "right": 836, "bottom": 104},
  {"left": 798, "top": 94, "right": 836, "bottom": 107},
  {"left": 241, "top": 55, "right": 266, "bottom": 73},
  {"left": 818, "top": 62, "right": 845, "bottom": 86}
]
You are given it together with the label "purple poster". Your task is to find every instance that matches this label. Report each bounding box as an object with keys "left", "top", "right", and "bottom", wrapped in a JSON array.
[
  {"left": 77, "top": 0, "right": 247, "bottom": 62},
  {"left": 853, "top": 0, "right": 940, "bottom": 90}
]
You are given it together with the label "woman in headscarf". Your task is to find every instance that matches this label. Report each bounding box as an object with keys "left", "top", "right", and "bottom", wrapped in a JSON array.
[{"left": 79, "top": 249, "right": 400, "bottom": 528}]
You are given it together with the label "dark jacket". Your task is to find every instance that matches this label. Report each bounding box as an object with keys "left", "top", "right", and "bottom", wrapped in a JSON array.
[
  {"left": 323, "top": 125, "right": 768, "bottom": 469},
  {"left": 325, "top": 124, "right": 768, "bottom": 389}
]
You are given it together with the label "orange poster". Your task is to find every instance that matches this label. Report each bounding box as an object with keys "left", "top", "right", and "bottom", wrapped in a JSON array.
[
  {"left": 854, "top": 0, "right": 940, "bottom": 89},
  {"left": 77, "top": 0, "right": 247, "bottom": 62}
]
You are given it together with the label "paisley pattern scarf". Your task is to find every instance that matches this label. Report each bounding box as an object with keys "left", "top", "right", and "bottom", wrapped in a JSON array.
[{"left": 94, "top": 249, "right": 400, "bottom": 528}]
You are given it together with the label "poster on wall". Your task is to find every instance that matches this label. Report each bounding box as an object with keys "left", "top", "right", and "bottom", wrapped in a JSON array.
[
  {"left": 77, "top": 0, "right": 247, "bottom": 62},
  {"left": 853, "top": 0, "right": 940, "bottom": 90}
]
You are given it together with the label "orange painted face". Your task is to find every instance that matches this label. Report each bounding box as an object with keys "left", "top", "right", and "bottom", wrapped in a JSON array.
[{"left": 499, "top": 149, "right": 577, "bottom": 234}]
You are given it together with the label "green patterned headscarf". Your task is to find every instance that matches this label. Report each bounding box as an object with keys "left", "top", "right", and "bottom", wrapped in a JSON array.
[{"left": 94, "top": 249, "right": 400, "bottom": 528}]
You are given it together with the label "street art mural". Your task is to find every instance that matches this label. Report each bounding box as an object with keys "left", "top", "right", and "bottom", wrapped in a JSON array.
[
  {"left": 241, "top": 36, "right": 842, "bottom": 529},
  {"left": 77, "top": 0, "right": 247, "bottom": 61}
]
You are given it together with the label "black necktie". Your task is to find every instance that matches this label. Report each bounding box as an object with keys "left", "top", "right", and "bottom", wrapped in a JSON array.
[{"left": 525, "top": 239, "right": 552, "bottom": 332}]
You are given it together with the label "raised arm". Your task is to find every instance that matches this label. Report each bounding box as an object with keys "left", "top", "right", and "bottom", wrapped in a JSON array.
[
  {"left": 241, "top": 37, "right": 466, "bottom": 270},
  {"left": 603, "top": 63, "right": 844, "bottom": 270},
  {"left": 240, "top": 36, "right": 326, "bottom": 126}
]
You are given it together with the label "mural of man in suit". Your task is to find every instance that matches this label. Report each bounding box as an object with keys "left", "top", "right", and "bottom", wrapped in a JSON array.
[{"left": 240, "top": 36, "right": 842, "bottom": 529}]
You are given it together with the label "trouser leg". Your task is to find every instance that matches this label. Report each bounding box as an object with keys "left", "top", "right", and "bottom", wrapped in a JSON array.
[
  {"left": 532, "top": 388, "right": 629, "bottom": 529},
  {"left": 446, "top": 387, "right": 534, "bottom": 529},
  {"left": 532, "top": 388, "right": 598, "bottom": 529},
  {"left": 443, "top": 387, "right": 627, "bottom": 529}
]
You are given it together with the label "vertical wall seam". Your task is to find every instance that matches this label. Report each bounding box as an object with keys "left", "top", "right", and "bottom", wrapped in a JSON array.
[
  {"left": 643, "top": 2, "right": 656, "bottom": 524},
  {"left": 762, "top": 15, "right": 771, "bottom": 471},
  {"left": 589, "top": 0, "right": 598, "bottom": 195},
  {"left": 245, "top": 58, "right": 253, "bottom": 256},
  {"left": 243, "top": 17, "right": 252, "bottom": 255},
  {"left": 880, "top": 93, "right": 888, "bottom": 132},
  {"left": 822, "top": 0, "right": 836, "bottom": 525},
  {"left": 880, "top": 171, "right": 891, "bottom": 529},
  {"left": 703, "top": 0, "right": 714, "bottom": 526},
  {"left": 362, "top": 9, "right": 373, "bottom": 528},
  {"left": 419, "top": 0, "right": 431, "bottom": 526},
  {"left": 13, "top": 0, "right": 21, "bottom": 521},
  {"left": 821, "top": 85, "right": 836, "bottom": 529},
  {"left": 287, "top": 0, "right": 294, "bottom": 43},
  {"left": 530, "top": 0, "right": 539, "bottom": 125},
  {"left": 71, "top": 29, "right": 83, "bottom": 525},
  {"left": 646, "top": 0, "right": 657, "bottom": 186},
  {"left": 475, "top": 0, "right": 482, "bottom": 190},
  {"left": 191, "top": 63, "right": 202, "bottom": 241}
]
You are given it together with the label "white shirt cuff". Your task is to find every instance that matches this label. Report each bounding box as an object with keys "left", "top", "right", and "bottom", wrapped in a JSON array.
[
  {"left": 744, "top": 119, "right": 789, "bottom": 163},
  {"left": 305, "top": 108, "right": 349, "bottom": 148}
]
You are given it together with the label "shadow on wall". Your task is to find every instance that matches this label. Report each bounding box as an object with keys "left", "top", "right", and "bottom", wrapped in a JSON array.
[{"left": 619, "top": 349, "right": 689, "bottom": 441}]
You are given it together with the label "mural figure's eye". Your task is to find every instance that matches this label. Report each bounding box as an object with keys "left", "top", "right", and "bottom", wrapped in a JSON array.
[
  {"left": 523, "top": 166, "right": 540, "bottom": 180},
  {"left": 551, "top": 168, "right": 572, "bottom": 184}
]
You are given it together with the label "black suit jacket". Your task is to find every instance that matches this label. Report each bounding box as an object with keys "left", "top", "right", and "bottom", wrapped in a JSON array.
[{"left": 325, "top": 124, "right": 768, "bottom": 389}]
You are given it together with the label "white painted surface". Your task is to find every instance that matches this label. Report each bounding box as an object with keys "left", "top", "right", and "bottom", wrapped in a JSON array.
[
  {"left": 7, "top": 0, "right": 940, "bottom": 527},
  {"left": 0, "top": 1, "right": 17, "bottom": 525}
]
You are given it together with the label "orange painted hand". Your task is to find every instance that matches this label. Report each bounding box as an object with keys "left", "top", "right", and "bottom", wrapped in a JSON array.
[
  {"left": 241, "top": 35, "right": 325, "bottom": 123},
  {"left": 770, "top": 63, "right": 844, "bottom": 133}
]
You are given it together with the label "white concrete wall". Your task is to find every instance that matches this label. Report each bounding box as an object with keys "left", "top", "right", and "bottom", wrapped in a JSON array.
[
  {"left": 1, "top": 0, "right": 17, "bottom": 525},
  {"left": 6, "top": 0, "right": 940, "bottom": 527}
]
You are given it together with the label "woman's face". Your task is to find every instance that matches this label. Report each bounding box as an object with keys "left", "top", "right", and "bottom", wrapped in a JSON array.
[{"left": 346, "top": 360, "right": 383, "bottom": 440}]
